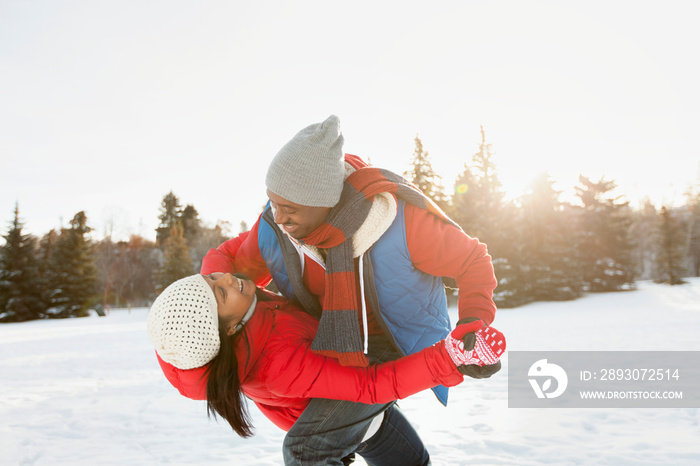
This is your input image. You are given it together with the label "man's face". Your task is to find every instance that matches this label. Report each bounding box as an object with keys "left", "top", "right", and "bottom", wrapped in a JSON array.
[{"left": 266, "top": 189, "right": 332, "bottom": 240}]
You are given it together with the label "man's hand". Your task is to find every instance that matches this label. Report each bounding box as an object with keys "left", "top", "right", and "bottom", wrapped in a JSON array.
[
  {"left": 445, "top": 318, "right": 505, "bottom": 379},
  {"left": 460, "top": 360, "right": 502, "bottom": 379}
]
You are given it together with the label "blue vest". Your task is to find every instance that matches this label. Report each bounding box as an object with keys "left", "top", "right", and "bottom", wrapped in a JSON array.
[{"left": 258, "top": 201, "right": 452, "bottom": 405}]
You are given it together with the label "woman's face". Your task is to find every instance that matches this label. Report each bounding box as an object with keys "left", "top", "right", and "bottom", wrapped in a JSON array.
[{"left": 202, "top": 273, "right": 256, "bottom": 335}]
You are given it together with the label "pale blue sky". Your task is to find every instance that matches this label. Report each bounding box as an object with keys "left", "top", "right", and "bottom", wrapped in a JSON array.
[{"left": 2, "top": 0, "right": 699, "bottom": 241}]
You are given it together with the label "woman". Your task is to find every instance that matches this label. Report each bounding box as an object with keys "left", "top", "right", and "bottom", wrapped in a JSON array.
[{"left": 148, "top": 273, "right": 505, "bottom": 464}]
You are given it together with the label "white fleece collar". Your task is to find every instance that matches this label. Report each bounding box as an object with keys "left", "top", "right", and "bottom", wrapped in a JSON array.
[{"left": 351, "top": 191, "right": 396, "bottom": 257}]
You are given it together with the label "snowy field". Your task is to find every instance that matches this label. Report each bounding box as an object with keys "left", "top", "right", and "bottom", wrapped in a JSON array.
[{"left": 1, "top": 279, "right": 699, "bottom": 466}]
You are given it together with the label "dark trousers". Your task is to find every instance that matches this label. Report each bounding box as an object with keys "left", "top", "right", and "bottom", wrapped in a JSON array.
[{"left": 354, "top": 404, "right": 430, "bottom": 466}]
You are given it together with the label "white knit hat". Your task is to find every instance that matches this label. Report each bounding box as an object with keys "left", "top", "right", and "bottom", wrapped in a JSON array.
[
  {"left": 265, "top": 115, "right": 345, "bottom": 207},
  {"left": 147, "top": 274, "right": 220, "bottom": 370}
]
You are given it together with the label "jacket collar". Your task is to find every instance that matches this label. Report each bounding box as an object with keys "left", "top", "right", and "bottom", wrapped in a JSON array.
[{"left": 234, "top": 300, "right": 276, "bottom": 383}]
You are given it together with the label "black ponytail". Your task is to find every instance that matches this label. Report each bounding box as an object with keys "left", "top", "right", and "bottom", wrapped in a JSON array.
[{"left": 205, "top": 323, "right": 253, "bottom": 437}]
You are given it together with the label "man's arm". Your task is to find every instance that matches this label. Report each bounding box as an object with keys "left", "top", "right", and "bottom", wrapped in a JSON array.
[
  {"left": 200, "top": 230, "right": 249, "bottom": 275},
  {"left": 200, "top": 215, "right": 273, "bottom": 287},
  {"left": 404, "top": 204, "right": 497, "bottom": 325}
]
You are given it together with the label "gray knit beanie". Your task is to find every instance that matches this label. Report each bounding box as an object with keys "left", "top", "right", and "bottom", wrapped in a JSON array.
[{"left": 265, "top": 115, "right": 345, "bottom": 207}]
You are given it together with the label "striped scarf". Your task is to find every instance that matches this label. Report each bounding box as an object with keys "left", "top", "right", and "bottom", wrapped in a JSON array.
[{"left": 297, "top": 165, "right": 458, "bottom": 366}]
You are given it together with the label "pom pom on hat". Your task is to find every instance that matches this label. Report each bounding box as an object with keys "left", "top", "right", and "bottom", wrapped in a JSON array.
[
  {"left": 147, "top": 274, "right": 220, "bottom": 370},
  {"left": 265, "top": 115, "right": 345, "bottom": 207}
]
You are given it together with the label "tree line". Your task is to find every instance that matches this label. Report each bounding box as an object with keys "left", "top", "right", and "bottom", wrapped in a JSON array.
[
  {"left": 1, "top": 128, "right": 699, "bottom": 322},
  {"left": 405, "top": 127, "right": 700, "bottom": 307},
  {"left": 0, "top": 196, "right": 230, "bottom": 322}
]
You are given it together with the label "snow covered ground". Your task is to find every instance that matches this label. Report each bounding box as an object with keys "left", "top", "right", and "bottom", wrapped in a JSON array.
[{"left": 1, "top": 279, "right": 699, "bottom": 465}]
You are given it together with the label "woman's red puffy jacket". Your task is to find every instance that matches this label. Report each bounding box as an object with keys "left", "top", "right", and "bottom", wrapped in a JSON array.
[{"left": 156, "top": 298, "right": 464, "bottom": 431}]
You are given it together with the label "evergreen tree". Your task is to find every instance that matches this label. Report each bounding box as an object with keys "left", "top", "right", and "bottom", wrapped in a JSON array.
[
  {"left": 181, "top": 204, "right": 202, "bottom": 247},
  {"left": 509, "top": 173, "right": 581, "bottom": 304},
  {"left": 450, "top": 126, "right": 510, "bottom": 304},
  {"left": 404, "top": 135, "right": 449, "bottom": 210},
  {"left": 181, "top": 203, "right": 206, "bottom": 269},
  {"left": 574, "top": 176, "right": 636, "bottom": 291},
  {"left": 450, "top": 162, "right": 479, "bottom": 233},
  {"left": 654, "top": 206, "right": 688, "bottom": 285},
  {"left": 36, "top": 229, "right": 59, "bottom": 313},
  {"left": 47, "top": 211, "right": 98, "bottom": 318},
  {"left": 156, "top": 191, "right": 183, "bottom": 247},
  {"left": 156, "top": 224, "right": 194, "bottom": 293},
  {"left": 154, "top": 192, "right": 217, "bottom": 277},
  {"left": 0, "top": 204, "right": 44, "bottom": 322},
  {"left": 450, "top": 126, "right": 505, "bottom": 247},
  {"left": 629, "top": 200, "right": 659, "bottom": 280}
]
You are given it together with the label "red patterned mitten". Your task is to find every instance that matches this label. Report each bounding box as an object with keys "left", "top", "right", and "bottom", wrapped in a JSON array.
[{"left": 444, "top": 320, "right": 506, "bottom": 367}]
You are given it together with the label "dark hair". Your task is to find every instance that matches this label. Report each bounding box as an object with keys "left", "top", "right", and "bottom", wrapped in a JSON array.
[
  {"left": 204, "top": 277, "right": 273, "bottom": 438},
  {"left": 205, "top": 319, "right": 253, "bottom": 437}
]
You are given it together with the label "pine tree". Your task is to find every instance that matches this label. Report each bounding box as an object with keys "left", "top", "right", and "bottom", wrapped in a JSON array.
[
  {"left": 180, "top": 203, "right": 205, "bottom": 269},
  {"left": 0, "top": 204, "right": 44, "bottom": 322},
  {"left": 48, "top": 211, "right": 98, "bottom": 318},
  {"left": 156, "top": 224, "right": 194, "bottom": 293},
  {"left": 450, "top": 126, "right": 505, "bottom": 246},
  {"left": 512, "top": 173, "right": 581, "bottom": 304},
  {"left": 574, "top": 176, "right": 636, "bottom": 291},
  {"left": 156, "top": 191, "right": 183, "bottom": 247},
  {"left": 450, "top": 126, "right": 510, "bottom": 304},
  {"left": 181, "top": 204, "right": 202, "bottom": 247},
  {"left": 36, "top": 229, "right": 59, "bottom": 313},
  {"left": 451, "top": 163, "right": 479, "bottom": 233},
  {"left": 629, "top": 200, "right": 659, "bottom": 280},
  {"left": 404, "top": 135, "right": 449, "bottom": 210},
  {"left": 654, "top": 206, "right": 688, "bottom": 285}
]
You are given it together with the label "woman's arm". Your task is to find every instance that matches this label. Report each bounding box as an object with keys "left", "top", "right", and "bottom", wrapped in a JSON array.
[
  {"left": 156, "top": 342, "right": 460, "bottom": 404},
  {"left": 264, "top": 339, "right": 464, "bottom": 404},
  {"left": 155, "top": 351, "right": 208, "bottom": 400}
]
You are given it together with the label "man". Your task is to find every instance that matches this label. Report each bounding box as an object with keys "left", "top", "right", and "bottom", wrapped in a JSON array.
[{"left": 201, "top": 115, "right": 499, "bottom": 465}]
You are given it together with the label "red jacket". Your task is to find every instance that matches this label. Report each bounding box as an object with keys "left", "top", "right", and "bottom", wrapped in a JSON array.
[{"left": 156, "top": 298, "right": 464, "bottom": 431}]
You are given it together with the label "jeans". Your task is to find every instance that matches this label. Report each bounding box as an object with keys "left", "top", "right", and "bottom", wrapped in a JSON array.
[
  {"left": 354, "top": 404, "right": 430, "bottom": 466},
  {"left": 282, "top": 335, "right": 430, "bottom": 465}
]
